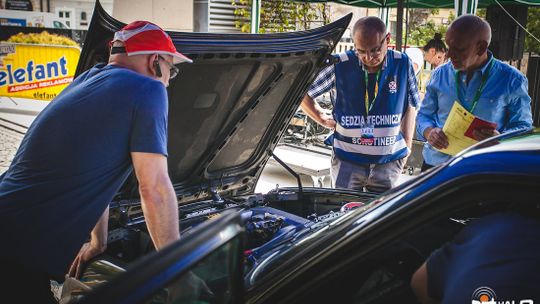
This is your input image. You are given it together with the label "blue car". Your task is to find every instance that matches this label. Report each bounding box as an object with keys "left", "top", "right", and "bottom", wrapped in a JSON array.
[{"left": 64, "top": 2, "right": 540, "bottom": 304}]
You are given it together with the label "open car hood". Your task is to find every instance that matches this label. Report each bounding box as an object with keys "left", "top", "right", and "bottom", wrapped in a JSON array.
[{"left": 77, "top": 2, "right": 350, "bottom": 202}]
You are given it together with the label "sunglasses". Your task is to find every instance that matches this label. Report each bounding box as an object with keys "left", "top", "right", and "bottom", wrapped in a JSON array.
[{"left": 158, "top": 55, "right": 180, "bottom": 79}]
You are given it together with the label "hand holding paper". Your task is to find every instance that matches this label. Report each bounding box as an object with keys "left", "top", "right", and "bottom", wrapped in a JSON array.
[
  {"left": 464, "top": 117, "right": 498, "bottom": 141},
  {"left": 435, "top": 102, "right": 498, "bottom": 156},
  {"left": 472, "top": 128, "right": 500, "bottom": 141},
  {"left": 425, "top": 127, "right": 449, "bottom": 150}
]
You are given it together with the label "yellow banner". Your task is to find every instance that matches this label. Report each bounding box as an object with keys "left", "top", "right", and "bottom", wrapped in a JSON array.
[{"left": 0, "top": 43, "right": 80, "bottom": 101}]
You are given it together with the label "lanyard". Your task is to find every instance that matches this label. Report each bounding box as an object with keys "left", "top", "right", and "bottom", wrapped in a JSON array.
[
  {"left": 364, "top": 69, "right": 381, "bottom": 116},
  {"left": 454, "top": 58, "right": 494, "bottom": 113}
]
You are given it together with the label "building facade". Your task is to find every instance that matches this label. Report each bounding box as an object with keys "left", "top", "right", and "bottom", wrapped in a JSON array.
[{"left": 52, "top": 0, "right": 113, "bottom": 29}]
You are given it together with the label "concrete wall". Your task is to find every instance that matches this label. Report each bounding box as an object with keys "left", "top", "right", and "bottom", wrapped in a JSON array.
[
  {"left": 329, "top": 3, "right": 367, "bottom": 36},
  {"left": 113, "top": 0, "right": 193, "bottom": 32},
  {"left": 51, "top": 0, "right": 113, "bottom": 30}
]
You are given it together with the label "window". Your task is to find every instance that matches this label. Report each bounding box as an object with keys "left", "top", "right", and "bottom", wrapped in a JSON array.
[
  {"left": 56, "top": 8, "right": 74, "bottom": 29},
  {"left": 53, "top": 21, "right": 67, "bottom": 29},
  {"left": 145, "top": 237, "right": 242, "bottom": 303},
  {"left": 81, "top": 11, "right": 87, "bottom": 21},
  {"left": 76, "top": 211, "right": 245, "bottom": 303}
]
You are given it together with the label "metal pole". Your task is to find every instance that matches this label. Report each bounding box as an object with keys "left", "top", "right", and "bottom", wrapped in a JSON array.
[
  {"left": 379, "top": 7, "right": 389, "bottom": 28},
  {"left": 455, "top": 0, "right": 479, "bottom": 16},
  {"left": 396, "top": 0, "right": 404, "bottom": 51},
  {"left": 251, "top": 0, "right": 261, "bottom": 33},
  {"left": 404, "top": 0, "right": 409, "bottom": 50}
]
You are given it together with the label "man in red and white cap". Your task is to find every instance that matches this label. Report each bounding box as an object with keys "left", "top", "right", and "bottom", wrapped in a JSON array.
[
  {"left": 0, "top": 21, "right": 191, "bottom": 303},
  {"left": 108, "top": 20, "right": 192, "bottom": 86}
]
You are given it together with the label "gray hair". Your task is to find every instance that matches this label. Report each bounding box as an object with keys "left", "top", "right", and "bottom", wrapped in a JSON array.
[{"left": 352, "top": 16, "right": 387, "bottom": 37}]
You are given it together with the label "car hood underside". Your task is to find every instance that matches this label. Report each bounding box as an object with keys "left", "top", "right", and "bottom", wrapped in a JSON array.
[{"left": 78, "top": 1, "right": 351, "bottom": 202}]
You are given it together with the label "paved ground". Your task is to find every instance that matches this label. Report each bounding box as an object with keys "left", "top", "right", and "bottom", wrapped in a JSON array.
[
  {"left": 0, "top": 125, "right": 25, "bottom": 174},
  {"left": 0, "top": 97, "right": 45, "bottom": 175}
]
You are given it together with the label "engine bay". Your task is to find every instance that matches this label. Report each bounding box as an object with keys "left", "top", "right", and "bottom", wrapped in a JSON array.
[
  {"left": 56, "top": 188, "right": 377, "bottom": 303},
  {"left": 104, "top": 188, "right": 377, "bottom": 265}
]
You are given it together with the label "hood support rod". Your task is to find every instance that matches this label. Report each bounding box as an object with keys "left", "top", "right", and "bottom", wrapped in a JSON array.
[{"left": 269, "top": 149, "right": 304, "bottom": 199}]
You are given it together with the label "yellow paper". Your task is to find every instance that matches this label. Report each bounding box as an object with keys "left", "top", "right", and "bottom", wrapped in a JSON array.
[{"left": 436, "top": 101, "right": 478, "bottom": 156}]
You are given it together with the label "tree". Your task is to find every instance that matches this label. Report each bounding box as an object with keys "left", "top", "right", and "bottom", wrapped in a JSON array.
[
  {"left": 526, "top": 7, "right": 540, "bottom": 54},
  {"left": 405, "top": 9, "right": 453, "bottom": 47},
  {"left": 232, "top": 0, "right": 331, "bottom": 33}
]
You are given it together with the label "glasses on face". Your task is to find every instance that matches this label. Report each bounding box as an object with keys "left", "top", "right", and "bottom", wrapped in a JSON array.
[
  {"left": 158, "top": 55, "right": 180, "bottom": 79},
  {"left": 356, "top": 34, "right": 388, "bottom": 58}
]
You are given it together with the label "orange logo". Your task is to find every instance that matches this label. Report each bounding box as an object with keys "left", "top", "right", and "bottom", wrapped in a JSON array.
[{"left": 472, "top": 287, "right": 496, "bottom": 304}]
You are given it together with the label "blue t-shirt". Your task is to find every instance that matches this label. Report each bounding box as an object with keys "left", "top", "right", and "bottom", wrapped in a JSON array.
[
  {"left": 0, "top": 64, "right": 168, "bottom": 279},
  {"left": 427, "top": 213, "right": 540, "bottom": 303}
]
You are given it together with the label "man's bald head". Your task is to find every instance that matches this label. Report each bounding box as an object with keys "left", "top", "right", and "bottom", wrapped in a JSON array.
[
  {"left": 447, "top": 14, "right": 491, "bottom": 46},
  {"left": 352, "top": 16, "right": 389, "bottom": 71},
  {"left": 445, "top": 14, "right": 492, "bottom": 72},
  {"left": 353, "top": 16, "right": 387, "bottom": 37}
]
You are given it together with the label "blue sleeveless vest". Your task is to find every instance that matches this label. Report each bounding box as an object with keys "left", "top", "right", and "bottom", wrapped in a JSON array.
[{"left": 330, "top": 49, "right": 410, "bottom": 164}]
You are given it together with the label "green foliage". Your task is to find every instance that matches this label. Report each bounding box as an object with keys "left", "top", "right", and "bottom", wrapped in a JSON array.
[
  {"left": 476, "top": 8, "right": 486, "bottom": 19},
  {"left": 400, "top": 9, "right": 451, "bottom": 47},
  {"left": 449, "top": 10, "right": 455, "bottom": 22},
  {"left": 526, "top": 7, "right": 540, "bottom": 53},
  {"left": 407, "top": 21, "right": 449, "bottom": 47},
  {"left": 232, "top": 0, "right": 330, "bottom": 33}
]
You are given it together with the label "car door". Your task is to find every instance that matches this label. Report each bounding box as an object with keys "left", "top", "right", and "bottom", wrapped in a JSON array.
[
  {"left": 250, "top": 176, "right": 540, "bottom": 303},
  {"left": 78, "top": 209, "right": 245, "bottom": 304}
]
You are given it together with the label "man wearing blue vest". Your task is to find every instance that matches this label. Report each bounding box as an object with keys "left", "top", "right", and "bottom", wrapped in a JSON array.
[
  {"left": 301, "top": 16, "right": 420, "bottom": 193},
  {"left": 416, "top": 15, "right": 532, "bottom": 171}
]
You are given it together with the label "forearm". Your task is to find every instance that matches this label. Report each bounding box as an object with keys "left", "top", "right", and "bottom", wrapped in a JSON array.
[
  {"left": 90, "top": 207, "right": 109, "bottom": 251},
  {"left": 300, "top": 95, "right": 329, "bottom": 126},
  {"left": 140, "top": 178, "right": 180, "bottom": 250},
  {"left": 416, "top": 77, "right": 439, "bottom": 141},
  {"left": 416, "top": 111, "right": 437, "bottom": 141}
]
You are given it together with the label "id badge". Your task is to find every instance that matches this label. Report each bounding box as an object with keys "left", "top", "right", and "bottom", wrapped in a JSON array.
[
  {"left": 360, "top": 125, "right": 374, "bottom": 138},
  {"left": 360, "top": 123, "right": 375, "bottom": 145}
]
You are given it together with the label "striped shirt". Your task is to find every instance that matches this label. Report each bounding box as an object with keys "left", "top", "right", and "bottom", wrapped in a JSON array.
[{"left": 307, "top": 50, "right": 420, "bottom": 109}]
